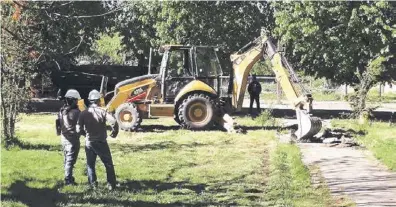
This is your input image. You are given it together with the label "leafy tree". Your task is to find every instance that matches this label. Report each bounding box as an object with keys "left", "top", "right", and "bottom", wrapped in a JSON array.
[
  {"left": 5, "top": 1, "right": 116, "bottom": 69},
  {"left": 116, "top": 1, "right": 274, "bottom": 70},
  {"left": 251, "top": 59, "right": 273, "bottom": 76},
  {"left": 115, "top": 1, "right": 161, "bottom": 67},
  {"left": 273, "top": 1, "right": 396, "bottom": 117},
  {"left": 92, "top": 32, "right": 125, "bottom": 64},
  {"left": 1, "top": 25, "right": 33, "bottom": 146},
  {"left": 1, "top": 1, "right": 117, "bottom": 147}
]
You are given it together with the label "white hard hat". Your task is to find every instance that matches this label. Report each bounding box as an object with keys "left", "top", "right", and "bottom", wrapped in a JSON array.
[
  {"left": 88, "top": 89, "right": 101, "bottom": 100},
  {"left": 64, "top": 89, "right": 81, "bottom": 99}
]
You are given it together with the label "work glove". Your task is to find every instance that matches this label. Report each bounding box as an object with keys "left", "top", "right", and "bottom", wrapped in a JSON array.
[
  {"left": 55, "top": 118, "right": 61, "bottom": 136},
  {"left": 79, "top": 130, "right": 86, "bottom": 137},
  {"left": 109, "top": 122, "right": 119, "bottom": 138}
]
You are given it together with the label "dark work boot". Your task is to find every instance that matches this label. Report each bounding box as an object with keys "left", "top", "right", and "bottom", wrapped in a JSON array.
[
  {"left": 107, "top": 182, "right": 117, "bottom": 191},
  {"left": 65, "top": 177, "right": 77, "bottom": 185},
  {"left": 89, "top": 181, "right": 98, "bottom": 190}
]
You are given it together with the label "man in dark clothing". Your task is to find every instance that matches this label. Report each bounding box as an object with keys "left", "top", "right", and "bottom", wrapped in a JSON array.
[
  {"left": 247, "top": 74, "right": 262, "bottom": 115},
  {"left": 56, "top": 89, "right": 81, "bottom": 185},
  {"left": 77, "top": 90, "right": 119, "bottom": 190}
]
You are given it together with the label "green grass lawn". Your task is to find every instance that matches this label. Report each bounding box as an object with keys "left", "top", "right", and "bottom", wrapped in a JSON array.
[
  {"left": 331, "top": 119, "right": 396, "bottom": 171},
  {"left": 2, "top": 114, "right": 333, "bottom": 207},
  {"left": 366, "top": 90, "right": 396, "bottom": 103}
]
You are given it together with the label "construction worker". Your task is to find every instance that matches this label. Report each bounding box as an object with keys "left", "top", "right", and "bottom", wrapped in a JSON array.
[
  {"left": 56, "top": 89, "right": 81, "bottom": 185},
  {"left": 247, "top": 74, "right": 262, "bottom": 115},
  {"left": 77, "top": 89, "right": 118, "bottom": 190}
]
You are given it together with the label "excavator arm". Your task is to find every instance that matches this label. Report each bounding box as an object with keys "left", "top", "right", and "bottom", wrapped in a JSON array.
[{"left": 230, "top": 35, "right": 322, "bottom": 139}]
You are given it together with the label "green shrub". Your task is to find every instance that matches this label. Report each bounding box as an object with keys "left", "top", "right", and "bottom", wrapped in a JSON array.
[{"left": 256, "top": 109, "right": 278, "bottom": 127}]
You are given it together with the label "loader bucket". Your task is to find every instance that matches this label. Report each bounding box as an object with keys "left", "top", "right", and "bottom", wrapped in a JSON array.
[{"left": 295, "top": 109, "right": 322, "bottom": 140}]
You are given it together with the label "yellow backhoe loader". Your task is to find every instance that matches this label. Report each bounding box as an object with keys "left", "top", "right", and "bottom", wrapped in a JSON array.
[
  {"left": 229, "top": 35, "right": 322, "bottom": 139},
  {"left": 78, "top": 34, "right": 321, "bottom": 139}
]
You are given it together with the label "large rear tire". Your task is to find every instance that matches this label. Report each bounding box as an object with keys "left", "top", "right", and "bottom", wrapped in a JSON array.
[
  {"left": 178, "top": 94, "right": 215, "bottom": 130},
  {"left": 115, "top": 103, "right": 142, "bottom": 131},
  {"left": 174, "top": 102, "right": 182, "bottom": 125}
]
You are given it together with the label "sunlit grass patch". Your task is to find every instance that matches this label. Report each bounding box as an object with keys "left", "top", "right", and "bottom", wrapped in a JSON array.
[
  {"left": 331, "top": 119, "right": 396, "bottom": 171},
  {"left": 264, "top": 143, "right": 334, "bottom": 207},
  {"left": 2, "top": 114, "right": 275, "bottom": 206}
]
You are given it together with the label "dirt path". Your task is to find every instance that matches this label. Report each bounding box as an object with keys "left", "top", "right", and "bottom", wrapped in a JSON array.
[{"left": 299, "top": 143, "right": 396, "bottom": 207}]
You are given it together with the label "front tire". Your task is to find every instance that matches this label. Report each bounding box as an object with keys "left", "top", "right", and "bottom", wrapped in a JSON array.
[
  {"left": 115, "top": 103, "right": 142, "bottom": 131},
  {"left": 178, "top": 94, "right": 215, "bottom": 130}
]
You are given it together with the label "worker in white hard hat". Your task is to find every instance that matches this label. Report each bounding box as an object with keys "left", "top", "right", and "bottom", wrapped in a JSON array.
[
  {"left": 56, "top": 89, "right": 82, "bottom": 185},
  {"left": 77, "top": 89, "right": 119, "bottom": 190}
]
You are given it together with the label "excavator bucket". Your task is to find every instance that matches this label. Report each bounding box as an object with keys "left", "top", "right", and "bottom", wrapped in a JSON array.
[{"left": 295, "top": 109, "right": 322, "bottom": 139}]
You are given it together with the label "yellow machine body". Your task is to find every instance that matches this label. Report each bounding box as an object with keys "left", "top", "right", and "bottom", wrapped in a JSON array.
[
  {"left": 77, "top": 97, "right": 105, "bottom": 111},
  {"left": 149, "top": 104, "right": 175, "bottom": 117},
  {"left": 77, "top": 99, "right": 86, "bottom": 111},
  {"left": 174, "top": 80, "right": 217, "bottom": 103},
  {"left": 106, "top": 78, "right": 157, "bottom": 113},
  {"left": 231, "top": 47, "right": 262, "bottom": 111},
  {"left": 99, "top": 73, "right": 217, "bottom": 117}
]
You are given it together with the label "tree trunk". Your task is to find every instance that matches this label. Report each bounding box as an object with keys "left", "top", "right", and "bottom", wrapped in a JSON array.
[
  {"left": 1, "top": 100, "right": 13, "bottom": 147},
  {"left": 1, "top": 74, "right": 25, "bottom": 148},
  {"left": 2, "top": 102, "right": 20, "bottom": 148},
  {"left": 1, "top": 105, "right": 10, "bottom": 145},
  {"left": 10, "top": 102, "right": 17, "bottom": 139},
  {"left": 356, "top": 88, "right": 369, "bottom": 125},
  {"left": 349, "top": 77, "right": 373, "bottom": 123},
  {"left": 355, "top": 88, "right": 368, "bottom": 113}
]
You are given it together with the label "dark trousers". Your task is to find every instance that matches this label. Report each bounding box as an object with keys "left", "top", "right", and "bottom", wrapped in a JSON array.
[
  {"left": 249, "top": 95, "right": 261, "bottom": 114},
  {"left": 85, "top": 141, "right": 116, "bottom": 186},
  {"left": 61, "top": 136, "right": 80, "bottom": 182}
]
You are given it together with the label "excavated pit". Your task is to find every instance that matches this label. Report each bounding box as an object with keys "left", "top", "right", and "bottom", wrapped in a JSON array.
[{"left": 279, "top": 119, "right": 363, "bottom": 148}]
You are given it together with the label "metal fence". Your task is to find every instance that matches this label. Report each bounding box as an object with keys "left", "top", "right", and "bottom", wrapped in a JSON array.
[{"left": 254, "top": 76, "right": 396, "bottom": 103}]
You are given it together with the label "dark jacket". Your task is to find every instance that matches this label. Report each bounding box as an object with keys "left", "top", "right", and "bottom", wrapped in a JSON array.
[
  {"left": 58, "top": 105, "right": 80, "bottom": 140},
  {"left": 77, "top": 104, "right": 116, "bottom": 142},
  {"left": 248, "top": 80, "right": 262, "bottom": 96}
]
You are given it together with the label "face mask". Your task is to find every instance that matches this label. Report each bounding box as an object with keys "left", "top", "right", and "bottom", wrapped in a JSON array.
[
  {"left": 65, "top": 98, "right": 78, "bottom": 108},
  {"left": 70, "top": 99, "right": 78, "bottom": 108}
]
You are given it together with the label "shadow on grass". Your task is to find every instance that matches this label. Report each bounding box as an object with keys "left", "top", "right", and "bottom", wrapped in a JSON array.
[
  {"left": 75, "top": 198, "right": 218, "bottom": 207},
  {"left": 136, "top": 124, "right": 227, "bottom": 133},
  {"left": 120, "top": 179, "right": 206, "bottom": 194},
  {"left": 1, "top": 180, "right": 65, "bottom": 207},
  {"left": 5, "top": 139, "right": 60, "bottom": 151},
  {"left": 1, "top": 179, "right": 217, "bottom": 207},
  {"left": 130, "top": 116, "right": 295, "bottom": 134},
  {"left": 237, "top": 125, "right": 297, "bottom": 134},
  {"left": 111, "top": 141, "right": 208, "bottom": 153},
  {"left": 137, "top": 124, "right": 181, "bottom": 133}
]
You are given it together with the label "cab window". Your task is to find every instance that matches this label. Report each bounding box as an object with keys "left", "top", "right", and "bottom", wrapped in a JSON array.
[
  {"left": 167, "top": 49, "right": 192, "bottom": 78},
  {"left": 195, "top": 47, "right": 222, "bottom": 77}
]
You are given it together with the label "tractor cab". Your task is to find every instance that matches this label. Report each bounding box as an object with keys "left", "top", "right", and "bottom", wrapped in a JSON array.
[{"left": 158, "top": 45, "right": 226, "bottom": 103}]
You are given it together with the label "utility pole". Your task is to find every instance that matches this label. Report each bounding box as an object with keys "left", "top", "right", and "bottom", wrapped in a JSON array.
[
  {"left": 276, "top": 80, "right": 281, "bottom": 104},
  {"left": 148, "top": 48, "right": 152, "bottom": 75},
  {"left": 378, "top": 83, "right": 382, "bottom": 97}
]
